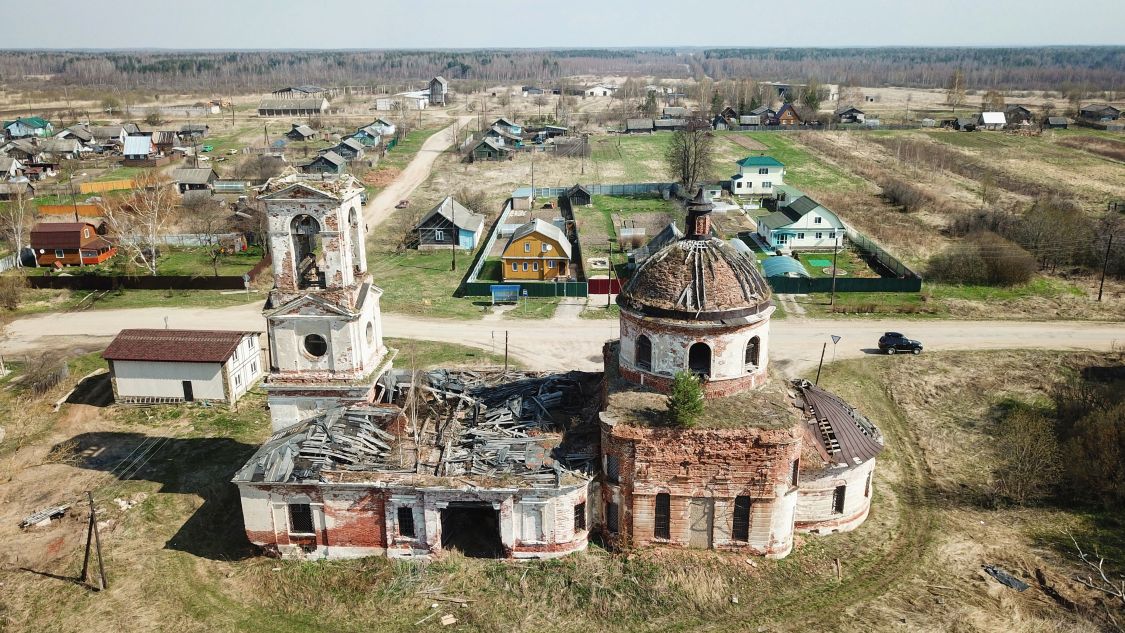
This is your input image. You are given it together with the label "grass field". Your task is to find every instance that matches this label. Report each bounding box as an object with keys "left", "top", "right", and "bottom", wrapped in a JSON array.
[
  {"left": 728, "top": 132, "right": 866, "bottom": 192},
  {"left": 2, "top": 349, "right": 1119, "bottom": 631}
]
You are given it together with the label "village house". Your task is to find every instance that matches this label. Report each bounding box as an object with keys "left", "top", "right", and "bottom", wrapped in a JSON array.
[
  {"left": 286, "top": 124, "right": 317, "bottom": 141},
  {"left": 122, "top": 135, "right": 158, "bottom": 161},
  {"left": 180, "top": 124, "right": 210, "bottom": 139},
  {"left": 834, "top": 105, "right": 865, "bottom": 124},
  {"left": 662, "top": 106, "right": 687, "bottom": 118},
  {"left": 0, "top": 181, "right": 35, "bottom": 201},
  {"left": 484, "top": 125, "right": 522, "bottom": 147},
  {"left": 1079, "top": 104, "right": 1121, "bottom": 122},
  {"left": 412, "top": 197, "right": 485, "bottom": 250},
  {"left": 977, "top": 111, "right": 1007, "bottom": 130},
  {"left": 89, "top": 124, "right": 137, "bottom": 150},
  {"left": 731, "top": 155, "right": 785, "bottom": 197},
  {"left": 3, "top": 117, "right": 53, "bottom": 139},
  {"left": 491, "top": 117, "right": 522, "bottom": 136},
  {"left": 302, "top": 151, "right": 346, "bottom": 175},
  {"left": 653, "top": 119, "right": 687, "bottom": 132},
  {"left": 429, "top": 76, "right": 449, "bottom": 105},
  {"left": 0, "top": 156, "right": 24, "bottom": 179},
  {"left": 469, "top": 137, "right": 510, "bottom": 162},
  {"left": 258, "top": 98, "right": 330, "bottom": 117},
  {"left": 1046, "top": 116, "right": 1070, "bottom": 129},
  {"left": 376, "top": 93, "right": 428, "bottom": 111},
  {"left": 584, "top": 84, "right": 616, "bottom": 97},
  {"left": 172, "top": 167, "right": 218, "bottom": 194},
  {"left": 350, "top": 126, "right": 383, "bottom": 147},
  {"left": 510, "top": 187, "right": 534, "bottom": 210},
  {"left": 772, "top": 103, "right": 802, "bottom": 126},
  {"left": 29, "top": 221, "right": 115, "bottom": 266},
  {"left": 756, "top": 186, "right": 845, "bottom": 250},
  {"left": 1004, "top": 105, "right": 1033, "bottom": 125},
  {"left": 102, "top": 329, "right": 263, "bottom": 405},
  {"left": 332, "top": 138, "right": 366, "bottom": 162},
  {"left": 56, "top": 124, "right": 94, "bottom": 145},
  {"left": 501, "top": 219, "right": 572, "bottom": 282},
  {"left": 719, "top": 106, "right": 739, "bottom": 123},
  {"left": 152, "top": 131, "right": 181, "bottom": 154}
]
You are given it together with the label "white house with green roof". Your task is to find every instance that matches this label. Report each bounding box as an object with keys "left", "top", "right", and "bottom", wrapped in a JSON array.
[
  {"left": 731, "top": 155, "right": 785, "bottom": 197},
  {"left": 756, "top": 189, "right": 845, "bottom": 250}
]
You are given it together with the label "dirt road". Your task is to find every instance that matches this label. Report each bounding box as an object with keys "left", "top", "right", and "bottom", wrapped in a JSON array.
[
  {"left": 3, "top": 303, "right": 1122, "bottom": 375},
  {"left": 362, "top": 116, "right": 473, "bottom": 228}
]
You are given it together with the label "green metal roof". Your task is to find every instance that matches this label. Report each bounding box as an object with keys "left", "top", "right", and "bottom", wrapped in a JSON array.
[
  {"left": 736, "top": 155, "right": 784, "bottom": 168},
  {"left": 8, "top": 116, "right": 50, "bottom": 128}
]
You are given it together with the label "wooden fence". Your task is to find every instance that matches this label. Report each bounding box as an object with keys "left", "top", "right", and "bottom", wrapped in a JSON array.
[
  {"left": 79, "top": 180, "right": 134, "bottom": 194},
  {"left": 37, "top": 204, "right": 102, "bottom": 218}
]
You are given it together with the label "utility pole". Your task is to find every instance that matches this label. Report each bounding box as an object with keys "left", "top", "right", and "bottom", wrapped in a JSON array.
[
  {"left": 449, "top": 197, "right": 456, "bottom": 272},
  {"left": 1098, "top": 232, "right": 1114, "bottom": 302},
  {"left": 830, "top": 233, "right": 840, "bottom": 307},
  {"left": 814, "top": 342, "right": 827, "bottom": 386},
  {"left": 503, "top": 331, "right": 509, "bottom": 373},
  {"left": 80, "top": 491, "right": 107, "bottom": 590}
]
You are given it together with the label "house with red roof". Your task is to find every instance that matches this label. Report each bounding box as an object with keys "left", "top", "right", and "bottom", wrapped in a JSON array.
[{"left": 102, "top": 329, "right": 263, "bottom": 405}]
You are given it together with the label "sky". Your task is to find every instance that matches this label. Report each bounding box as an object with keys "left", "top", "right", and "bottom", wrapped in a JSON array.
[{"left": 6, "top": 0, "right": 1124, "bottom": 49}]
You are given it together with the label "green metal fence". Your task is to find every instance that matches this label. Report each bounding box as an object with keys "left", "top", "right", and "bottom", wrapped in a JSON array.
[{"left": 766, "top": 275, "right": 922, "bottom": 294}]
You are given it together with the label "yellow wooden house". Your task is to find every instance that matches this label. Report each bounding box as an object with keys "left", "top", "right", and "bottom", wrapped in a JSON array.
[{"left": 501, "top": 219, "right": 572, "bottom": 281}]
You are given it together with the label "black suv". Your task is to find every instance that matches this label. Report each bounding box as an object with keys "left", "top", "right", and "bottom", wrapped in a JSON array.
[{"left": 878, "top": 332, "right": 923, "bottom": 355}]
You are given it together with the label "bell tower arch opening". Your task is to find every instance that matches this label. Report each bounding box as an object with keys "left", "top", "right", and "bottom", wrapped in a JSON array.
[
  {"left": 688, "top": 342, "right": 711, "bottom": 378},
  {"left": 349, "top": 207, "right": 366, "bottom": 275},
  {"left": 291, "top": 214, "right": 324, "bottom": 289}
]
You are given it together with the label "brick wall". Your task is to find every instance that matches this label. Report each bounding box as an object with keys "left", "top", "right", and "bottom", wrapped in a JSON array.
[
  {"left": 795, "top": 458, "right": 876, "bottom": 534},
  {"left": 600, "top": 416, "right": 803, "bottom": 557}
]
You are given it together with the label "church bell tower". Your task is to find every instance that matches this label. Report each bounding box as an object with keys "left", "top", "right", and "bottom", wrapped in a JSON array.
[{"left": 258, "top": 174, "right": 394, "bottom": 432}]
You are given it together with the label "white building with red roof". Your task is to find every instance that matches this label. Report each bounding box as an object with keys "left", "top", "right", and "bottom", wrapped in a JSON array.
[{"left": 102, "top": 329, "right": 263, "bottom": 405}]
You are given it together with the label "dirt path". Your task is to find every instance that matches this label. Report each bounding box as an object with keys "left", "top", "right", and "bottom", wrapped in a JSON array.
[
  {"left": 3, "top": 304, "right": 1123, "bottom": 377},
  {"left": 362, "top": 116, "right": 473, "bottom": 228}
]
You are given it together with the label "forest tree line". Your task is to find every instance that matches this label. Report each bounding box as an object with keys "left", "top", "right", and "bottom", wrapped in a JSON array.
[{"left": 0, "top": 47, "right": 1121, "bottom": 95}]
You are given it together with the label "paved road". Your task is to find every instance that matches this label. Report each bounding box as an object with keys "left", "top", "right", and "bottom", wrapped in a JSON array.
[
  {"left": 3, "top": 302, "right": 1122, "bottom": 376},
  {"left": 362, "top": 116, "right": 472, "bottom": 228}
]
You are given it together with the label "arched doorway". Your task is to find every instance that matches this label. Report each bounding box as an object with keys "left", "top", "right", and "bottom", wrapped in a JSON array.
[
  {"left": 291, "top": 215, "right": 323, "bottom": 289},
  {"left": 688, "top": 342, "right": 711, "bottom": 378}
]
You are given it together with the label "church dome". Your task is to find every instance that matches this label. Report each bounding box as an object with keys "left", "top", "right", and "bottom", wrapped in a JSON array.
[{"left": 618, "top": 191, "right": 771, "bottom": 320}]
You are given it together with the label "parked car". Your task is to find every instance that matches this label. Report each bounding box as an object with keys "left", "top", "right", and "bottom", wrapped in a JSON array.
[
  {"left": 878, "top": 332, "right": 923, "bottom": 355},
  {"left": 395, "top": 199, "right": 410, "bottom": 209},
  {"left": 201, "top": 145, "right": 214, "bottom": 152}
]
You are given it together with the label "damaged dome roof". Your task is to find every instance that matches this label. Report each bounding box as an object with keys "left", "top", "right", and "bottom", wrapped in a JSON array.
[{"left": 618, "top": 191, "right": 771, "bottom": 320}]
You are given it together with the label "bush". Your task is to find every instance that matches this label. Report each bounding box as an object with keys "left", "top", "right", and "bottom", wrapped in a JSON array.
[
  {"left": 1060, "top": 400, "right": 1125, "bottom": 506},
  {"left": 667, "top": 371, "right": 704, "bottom": 428},
  {"left": 992, "top": 408, "right": 1062, "bottom": 505},
  {"left": 455, "top": 188, "right": 490, "bottom": 216},
  {"left": 0, "top": 274, "right": 27, "bottom": 310},
  {"left": 926, "top": 232, "right": 1036, "bottom": 286},
  {"left": 878, "top": 177, "right": 945, "bottom": 213}
]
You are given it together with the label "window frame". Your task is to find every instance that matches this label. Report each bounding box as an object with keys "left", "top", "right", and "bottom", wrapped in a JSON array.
[
  {"left": 397, "top": 506, "right": 416, "bottom": 538},
  {"left": 732, "top": 495, "right": 751, "bottom": 542},
  {"left": 524, "top": 242, "right": 531, "bottom": 252},
  {"left": 54, "top": 249, "right": 65, "bottom": 259},
  {"left": 574, "top": 502, "right": 587, "bottom": 532},
  {"left": 653, "top": 493, "right": 671, "bottom": 540},
  {"left": 832, "top": 485, "right": 846, "bottom": 514},
  {"left": 288, "top": 503, "right": 315, "bottom": 535}
]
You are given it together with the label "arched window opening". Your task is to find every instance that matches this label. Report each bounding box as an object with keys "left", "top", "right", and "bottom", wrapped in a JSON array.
[
  {"left": 349, "top": 207, "right": 364, "bottom": 273},
  {"left": 291, "top": 215, "right": 324, "bottom": 289},
  {"left": 635, "top": 335, "right": 652, "bottom": 371},
  {"left": 745, "top": 336, "right": 760, "bottom": 368},
  {"left": 688, "top": 342, "right": 711, "bottom": 378}
]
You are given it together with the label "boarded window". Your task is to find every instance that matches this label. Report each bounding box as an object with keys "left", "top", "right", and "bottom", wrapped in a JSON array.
[
  {"left": 288, "top": 503, "right": 314, "bottom": 534},
  {"left": 606, "top": 502, "right": 619, "bottom": 534},
  {"left": 605, "top": 454, "right": 620, "bottom": 483},
  {"left": 732, "top": 496, "right": 751, "bottom": 542},
  {"left": 654, "top": 493, "right": 671, "bottom": 539},
  {"left": 522, "top": 505, "right": 544, "bottom": 542},
  {"left": 745, "top": 336, "right": 760, "bottom": 367},
  {"left": 832, "top": 485, "right": 846, "bottom": 514},
  {"left": 574, "top": 502, "right": 586, "bottom": 531},
  {"left": 791, "top": 459, "right": 800, "bottom": 487},
  {"left": 636, "top": 335, "right": 652, "bottom": 371},
  {"left": 397, "top": 506, "right": 415, "bottom": 538}
]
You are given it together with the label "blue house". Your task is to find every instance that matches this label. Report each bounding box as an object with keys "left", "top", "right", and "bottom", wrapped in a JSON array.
[
  {"left": 412, "top": 197, "right": 485, "bottom": 250},
  {"left": 3, "top": 117, "right": 54, "bottom": 139}
]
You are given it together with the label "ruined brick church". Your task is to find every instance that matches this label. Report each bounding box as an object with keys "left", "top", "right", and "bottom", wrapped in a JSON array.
[{"left": 234, "top": 176, "right": 883, "bottom": 560}]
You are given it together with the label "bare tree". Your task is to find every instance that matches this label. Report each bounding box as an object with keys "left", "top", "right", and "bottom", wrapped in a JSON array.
[
  {"left": 947, "top": 70, "right": 967, "bottom": 113},
  {"left": 0, "top": 185, "right": 33, "bottom": 267},
  {"left": 664, "top": 120, "right": 715, "bottom": 194},
  {"left": 1068, "top": 531, "right": 1125, "bottom": 631},
  {"left": 186, "top": 197, "right": 233, "bottom": 277},
  {"left": 100, "top": 172, "right": 178, "bottom": 276},
  {"left": 982, "top": 90, "right": 1006, "bottom": 111}
]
